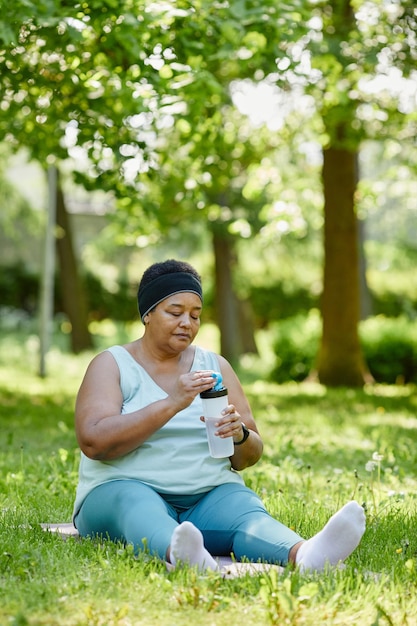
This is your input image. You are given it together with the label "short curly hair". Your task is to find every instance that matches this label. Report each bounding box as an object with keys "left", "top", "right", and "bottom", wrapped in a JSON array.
[{"left": 138, "top": 259, "right": 201, "bottom": 291}]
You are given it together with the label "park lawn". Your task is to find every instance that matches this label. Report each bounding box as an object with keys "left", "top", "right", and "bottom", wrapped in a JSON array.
[{"left": 1, "top": 334, "right": 417, "bottom": 625}]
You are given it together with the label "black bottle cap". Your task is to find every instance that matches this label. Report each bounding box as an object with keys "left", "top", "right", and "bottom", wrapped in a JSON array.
[{"left": 200, "top": 386, "right": 228, "bottom": 399}]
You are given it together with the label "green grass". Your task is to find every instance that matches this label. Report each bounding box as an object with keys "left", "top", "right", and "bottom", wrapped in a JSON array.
[{"left": 1, "top": 327, "right": 417, "bottom": 625}]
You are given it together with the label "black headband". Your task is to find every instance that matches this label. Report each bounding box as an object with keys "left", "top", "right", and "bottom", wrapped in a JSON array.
[{"left": 138, "top": 272, "right": 203, "bottom": 321}]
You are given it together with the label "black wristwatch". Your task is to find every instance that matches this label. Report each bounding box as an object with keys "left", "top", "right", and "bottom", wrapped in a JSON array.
[{"left": 234, "top": 422, "right": 250, "bottom": 445}]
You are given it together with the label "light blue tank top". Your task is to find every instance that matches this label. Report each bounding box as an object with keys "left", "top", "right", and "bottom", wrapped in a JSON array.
[{"left": 73, "top": 345, "right": 244, "bottom": 518}]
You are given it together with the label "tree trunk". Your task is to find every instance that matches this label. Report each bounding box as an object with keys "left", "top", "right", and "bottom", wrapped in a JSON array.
[
  {"left": 212, "top": 230, "right": 242, "bottom": 365},
  {"left": 55, "top": 173, "right": 93, "bottom": 353},
  {"left": 238, "top": 298, "right": 258, "bottom": 355},
  {"left": 316, "top": 146, "right": 369, "bottom": 386},
  {"left": 211, "top": 231, "right": 258, "bottom": 362}
]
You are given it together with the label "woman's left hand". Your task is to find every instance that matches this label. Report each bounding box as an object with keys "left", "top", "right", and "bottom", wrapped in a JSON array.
[{"left": 200, "top": 404, "right": 244, "bottom": 443}]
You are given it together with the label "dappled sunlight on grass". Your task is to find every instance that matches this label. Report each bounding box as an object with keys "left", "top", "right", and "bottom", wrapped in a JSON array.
[
  {"left": 240, "top": 379, "right": 417, "bottom": 531},
  {"left": 364, "top": 382, "right": 416, "bottom": 398},
  {"left": 365, "top": 413, "right": 417, "bottom": 430},
  {"left": 247, "top": 379, "right": 328, "bottom": 397}
]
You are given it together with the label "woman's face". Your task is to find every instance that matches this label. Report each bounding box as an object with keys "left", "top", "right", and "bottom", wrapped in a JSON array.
[{"left": 147, "top": 292, "right": 202, "bottom": 351}]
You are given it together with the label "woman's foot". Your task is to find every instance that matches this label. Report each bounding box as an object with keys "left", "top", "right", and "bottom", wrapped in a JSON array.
[
  {"left": 170, "top": 521, "right": 219, "bottom": 571},
  {"left": 295, "top": 501, "right": 366, "bottom": 571}
]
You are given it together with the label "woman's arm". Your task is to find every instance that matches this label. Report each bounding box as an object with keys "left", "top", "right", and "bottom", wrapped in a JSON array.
[
  {"left": 75, "top": 351, "right": 215, "bottom": 461},
  {"left": 217, "top": 355, "right": 264, "bottom": 470}
]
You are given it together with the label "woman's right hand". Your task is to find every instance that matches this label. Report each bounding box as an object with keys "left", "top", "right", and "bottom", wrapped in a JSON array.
[{"left": 169, "top": 370, "right": 217, "bottom": 411}]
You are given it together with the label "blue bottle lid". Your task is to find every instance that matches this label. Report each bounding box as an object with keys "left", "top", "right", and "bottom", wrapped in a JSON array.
[{"left": 200, "top": 371, "right": 227, "bottom": 398}]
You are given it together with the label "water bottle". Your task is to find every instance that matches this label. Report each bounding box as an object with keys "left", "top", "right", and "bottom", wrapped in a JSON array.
[{"left": 200, "top": 373, "right": 234, "bottom": 458}]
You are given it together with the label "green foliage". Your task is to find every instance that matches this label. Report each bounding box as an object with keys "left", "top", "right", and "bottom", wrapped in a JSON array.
[
  {"left": 366, "top": 242, "right": 417, "bottom": 318},
  {"left": 83, "top": 272, "right": 138, "bottom": 322},
  {"left": 0, "top": 0, "right": 59, "bottom": 45},
  {"left": 0, "top": 263, "right": 138, "bottom": 322},
  {"left": 270, "top": 312, "right": 321, "bottom": 383},
  {"left": 250, "top": 284, "right": 318, "bottom": 327},
  {"left": 371, "top": 274, "right": 417, "bottom": 319},
  {"left": 0, "top": 263, "right": 39, "bottom": 315},
  {"left": 0, "top": 162, "right": 43, "bottom": 240},
  {"left": 270, "top": 312, "right": 417, "bottom": 385},
  {"left": 360, "top": 316, "right": 417, "bottom": 384},
  {"left": 3, "top": 0, "right": 414, "bottom": 239},
  {"left": 306, "top": 0, "right": 417, "bottom": 145}
]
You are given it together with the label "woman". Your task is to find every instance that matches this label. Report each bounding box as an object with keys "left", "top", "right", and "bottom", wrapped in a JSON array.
[{"left": 73, "top": 259, "right": 365, "bottom": 572}]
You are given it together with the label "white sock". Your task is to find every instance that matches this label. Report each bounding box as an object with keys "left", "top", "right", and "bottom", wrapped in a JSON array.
[
  {"left": 296, "top": 501, "right": 366, "bottom": 572},
  {"left": 170, "top": 521, "right": 219, "bottom": 571}
]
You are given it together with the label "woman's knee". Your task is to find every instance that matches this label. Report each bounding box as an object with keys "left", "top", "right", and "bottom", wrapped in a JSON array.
[{"left": 77, "top": 481, "right": 178, "bottom": 560}]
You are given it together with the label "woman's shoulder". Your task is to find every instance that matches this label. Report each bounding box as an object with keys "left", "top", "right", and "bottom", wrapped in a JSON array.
[
  {"left": 106, "top": 344, "right": 140, "bottom": 367},
  {"left": 194, "top": 345, "right": 222, "bottom": 370},
  {"left": 85, "top": 345, "right": 137, "bottom": 372}
]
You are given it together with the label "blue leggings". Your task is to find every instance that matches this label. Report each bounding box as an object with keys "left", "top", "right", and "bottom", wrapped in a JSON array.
[{"left": 75, "top": 480, "right": 303, "bottom": 566}]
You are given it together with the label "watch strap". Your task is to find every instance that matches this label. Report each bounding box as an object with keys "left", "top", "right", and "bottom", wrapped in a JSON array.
[{"left": 234, "top": 422, "right": 250, "bottom": 445}]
